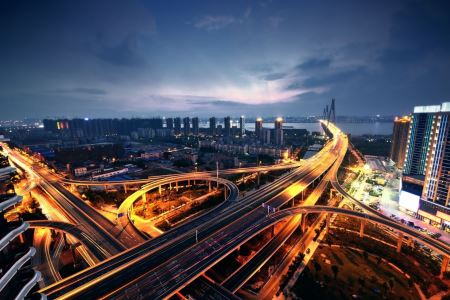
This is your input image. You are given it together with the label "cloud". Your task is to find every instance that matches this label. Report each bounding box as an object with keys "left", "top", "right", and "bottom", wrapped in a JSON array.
[
  {"left": 268, "top": 16, "right": 283, "bottom": 28},
  {"left": 262, "top": 72, "right": 286, "bottom": 81},
  {"left": 296, "top": 58, "right": 332, "bottom": 71},
  {"left": 94, "top": 35, "right": 147, "bottom": 67},
  {"left": 51, "top": 88, "right": 108, "bottom": 95},
  {"left": 193, "top": 15, "right": 237, "bottom": 31},
  {"left": 286, "top": 67, "right": 365, "bottom": 90},
  {"left": 377, "top": 0, "right": 450, "bottom": 64},
  {"left": 192, "top": 7, "right": 252, "bottom": 31}
]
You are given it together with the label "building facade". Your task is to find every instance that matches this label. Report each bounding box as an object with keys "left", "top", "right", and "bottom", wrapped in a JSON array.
[
  {"left": 192, "top": 117, "right": 199, "bottom": 136},
  {"left": 209, "top": 117, "right": 216, "bottom": 136},
  {"left": 174, "top": 117, "right": 181, "bottom": 135},
  {"left": 390, "top": 116, "right": 411, "bottom": 168},
  {"left": 183, "top": 117, "right": 190, "bottom": 136},
  {"left": 224, "top": 116, "right": 231, "bottom": 137},
  {"left": 274, "top": 117, "right": 284, "bottom": 146},
  {"left": 239, "top": 116, "right": 245, "bottom": 137}
]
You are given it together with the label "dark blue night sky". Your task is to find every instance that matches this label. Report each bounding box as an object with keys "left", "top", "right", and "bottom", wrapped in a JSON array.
[{"left": 1, "top": 0, "right": 449, "bottom": 119}]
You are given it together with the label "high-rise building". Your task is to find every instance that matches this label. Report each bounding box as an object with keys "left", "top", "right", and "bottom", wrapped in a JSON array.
[
  {"left": 43, "top": 118, "right": 163, "bottom": 138},
  {"left": 239, "top": 116, "right": 245, "bottom": 137},
  {"left": 209, "top": 117, "right": 216, "bottom": 136},
  {"left": 399, "top": 102, "right": 450, "bottom": 228},
  {"left": 166, "top": 118, "right": 174, "bottom": 130},
  {"left": 183, "top": 117, "right": 190, "bottom": 136},
  {"left": 224, "top": 116, "right": 231, "bottom": 137},
  {"left": 390, "top": 116, "right": 411, "bottom": 168},
  {"left": 192, "top": 117, "right": 199, "bottom": 136},
  {"left": 262, "top": 128, "right": 271, "bottom": 144},
  {"left": 255, "top": 117, "right": 263, "bottom": 140},
  {"left": 422, "top": 102, "right": 450, "bottom": 208},
  {"left": 403, "top": 105, "right": 440, "bottom": 176},
  {"left": 174, "top": 117, "right": 181, "bottom": 135},
  {"left": 274, "top": 117, "right": 283, "bottom": 146}
]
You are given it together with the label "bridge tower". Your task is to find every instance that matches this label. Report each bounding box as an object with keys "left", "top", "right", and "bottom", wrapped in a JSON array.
[{"left": 324, "top": 98, "right": 336, "bottom": 126}]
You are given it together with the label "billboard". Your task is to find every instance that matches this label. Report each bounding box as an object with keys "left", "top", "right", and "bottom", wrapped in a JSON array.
[{"left": 399, "top": 190, "right": 420, "bottom": 213}]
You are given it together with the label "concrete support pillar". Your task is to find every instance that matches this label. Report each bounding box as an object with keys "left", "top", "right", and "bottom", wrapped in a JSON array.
[
  {"left": 396, "top": 232, "right": 403, "bottom": 253},
  {"left": 123, "top": 184, "right": 127, "bottom": 193},
  {"left": 19, "top": 233, "right": 25, "bottom": 244},
  {"left": 63, "top": 232, "right": 68, "bottom": 246},
  {"left": 158, "top": 185, "right": 162, "bottom": 195},
  {"left": 440, "top": 256, "right": 449, "bottom": 279},
  {"left": 104, "top": 185, "right": 108, "bottom": 191},
  {"left": 224, "top": 186, "right": 228, "bottom": 200},
  {"left": 359, "top": 220, "right": 366, "bottom": 238},
  {"left": 208, "top": 181, "right": 211, "bottom": 193},
  {"left": 142, "top": 192, "right": 147, "bottom": 202},
  {"left": 271, "top": 224, "right": 275, "bottom": 237},
  {"left": 301, "top": 190, "right": 304, "bottom": 201},
  {"left": 326, "top": 213, "right": 331, "bottom": 233},
  {"left": 169, "top": 182, "right": 171, "bottom": 190},
  {"left": 187, "top": 180, "right": 190, "bottom": 187},
  {"left": 291, "top": 198, "right": 295, "bottom": 207},
  {"left": 176, "top": 181, "right": 179, "bottom": 191}
]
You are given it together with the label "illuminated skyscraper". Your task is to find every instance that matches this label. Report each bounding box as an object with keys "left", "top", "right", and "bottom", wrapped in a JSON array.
[
  {"left": 423, "top": 102, "right": 450, "bottom": 208},
  {"left": 209, "top": 117, "right": 216, "bottom": 136},
  {"left": 274, "top": 117, "right": 283, "bottom": 146},
  {"left": 192, "top": 117, "right": 199, "bottom": 136},
  {"left": 239, "top": 116, "right": 245, "bottom": 137},
  {"left": 400, "top": 102, "right": 450, "bottom": 226},
  {"left": 255, "top": 117, "right": 263, "bottom": 140},
  {"left": 390, "top": 116, "right": 411, "bottom": 168},
  {"left": 403, "top": 105, "right": 440, "bottom": 176}
]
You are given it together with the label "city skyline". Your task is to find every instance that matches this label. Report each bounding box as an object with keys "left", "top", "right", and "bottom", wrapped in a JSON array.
[
  {"left": 1, "top": 0, "right": 450, "bottom": 119},
  {"left": 1, "top": 2, "right": 450, "bottom": 300}
]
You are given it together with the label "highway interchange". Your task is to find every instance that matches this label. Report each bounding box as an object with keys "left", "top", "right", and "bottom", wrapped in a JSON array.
[{"left": 1, "top": 121, "right": 449, "bottom": 299}]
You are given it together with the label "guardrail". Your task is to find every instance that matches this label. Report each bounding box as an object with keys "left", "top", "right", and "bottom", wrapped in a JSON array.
[
  {"left": 0, "top": 195, "right": 23, "bottom": 213},
  {"left": 0, "top": 247, "right": 36, "bottom": 292},
  {"left": 0, "top": 222, "right": 29, "bottom": 251},
  {"left": 14, "top": 270, "right": 42, "bottom": 300}
]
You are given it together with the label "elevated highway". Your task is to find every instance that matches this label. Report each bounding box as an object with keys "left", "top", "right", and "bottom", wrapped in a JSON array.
[
  {"left": 40, "top": 121, "right": 347, "bottom": 299},
  {"left": 28, "top": 220, "right": 110, "bottom": 261},
  {"left": 60, "top": 163, "right": 300, "bottom": 187},
  {"left": 117, "top": 174, "right": 240, "bottom": 242},
  {"left": 122, "top": 204, "right": 450, "bottom": 300},
  {"left": 3, "top": 146, "right": 134, "bottom": 252}
]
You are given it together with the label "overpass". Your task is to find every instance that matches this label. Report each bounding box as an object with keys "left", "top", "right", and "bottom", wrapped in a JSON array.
[
  {"left": 117, "top": 174, "right": 240, "bottom": 242},
  {"left": 39, "top": 154, "right": 328, "bottom": 299},
  {"left": 40, "top": 121, "right": 348, "bottom": 299},
  {"left": 117, "top": 204, "right": 450, "bottom": 300},
  {"left": 27, "top": 220, "right": 110, "bottom": 261},
  {"left": 4, "top": 147, "right": 136, "bottom": 252},
  {"left": 59, "top": 163, "right": 301, "bottom": 187}
]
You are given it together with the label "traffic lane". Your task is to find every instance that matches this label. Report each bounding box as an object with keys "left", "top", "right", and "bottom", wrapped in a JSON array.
[{"left": 42, "top": 165, "right": 312, "bottom": 296}]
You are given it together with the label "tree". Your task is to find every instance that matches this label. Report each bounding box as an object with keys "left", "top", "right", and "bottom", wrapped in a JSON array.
[{"left": 331, "top": 265, "right": 339, "bottom": 278}]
